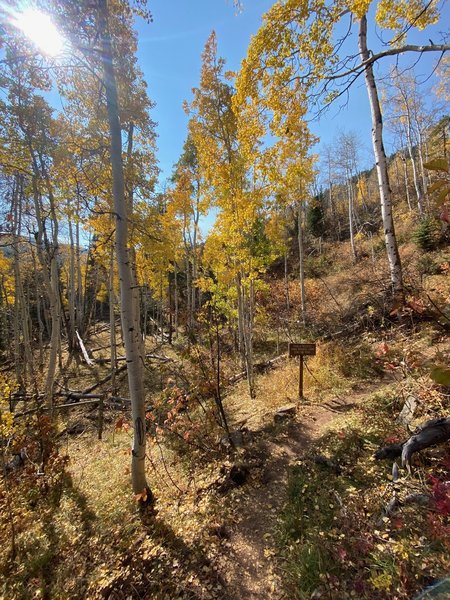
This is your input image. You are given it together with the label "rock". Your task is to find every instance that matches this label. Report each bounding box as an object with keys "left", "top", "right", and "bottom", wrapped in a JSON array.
[
  {"left": 229, "top": 464, "right": 249, "bottom": 485},
  {"left": 274, "top": 404, "right": 297, "bottom": 423},
  {"left": 397, "top": 395, "right": 417, "bottom": 427},
  {"left": 310, "top": 454, "right": 342, "bottom": 475},
  {"left": 217, "top": 463, "right": 249, "bottom": 494},
  {"left": 404, "top": 493, "right": 431, "bottom": 507},
  {"left": 67, "top": 421, "right": 85, "bottom": 435},
  {"left": 219, "top": 430, "right": 245, "bottom": 450}
]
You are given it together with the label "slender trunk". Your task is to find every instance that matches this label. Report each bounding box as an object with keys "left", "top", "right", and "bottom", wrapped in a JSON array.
[
  {"left": 0, "top": 277, "right": 8, "bottom": 358},
  {"left": 109, "top": 245, "right": 117, "bottom": 394},
  {"left": 68, "top": 215, "right": 77, "bottom": 353},
  {"left": 192, "top": 214, "right": 198, "bottom": 322},
  {"left": 236, "top": 274, "right": 255, "bottom": 397},
  {"left": 359, "top": 15, "right": 404, "bottom": 301},
  {"left": 75, "top": 193, "right": 84, "bottom": 336},
  {"left": 185, "top": 253, "right": 192, "bottom": 338},
  {"left": 236, "top": 275, "right": 245, "bottom": 366},
  {"left": 417, "top": 129, "right": 429, "bottom": 210},
  {"left": 394, "top": 155, "right": 400, "bottom": 196},
  {"left": 12, "top": 177, "right": 24, "bottom": 389},
  {"left": 29, "top": 174, "right": 60, "bottom": 407},
  {"left": 210, "top": 313, "right": 230, "bottom": 436},
  {"left": 405, "top": 123, "right": 423, "bottom": 213},
  {"left": 168, "top": 272, "right": 173, "bottom": 345},
  {"left": 284, "top": 247, "right": 290, "bottom": 311},
  {"left": 32, "top": 249, "right": 45, "bottom": 370},
  {"left": 125, "top": 122, "right": 144, "bottom": 362},
  {"left": 297, "top": 201, "right": 306, "bottom": 324},
  {"left": 37, "top": 151, "right": 62, "bottom": 400},
  {"left": 174, "top": 261, "right": 178, "bottom": 339},
  {"left": 401, "top": 155, "right": 412, "bottom": 211},
  {"left": 159, "top": 275, "right": 164, "bottom": 345},
  {"left": 347, "top": 177, "right": 357, "bottom": 260},
  {"left": 98, "top": 0, "right": 149, "bottom": 499}
]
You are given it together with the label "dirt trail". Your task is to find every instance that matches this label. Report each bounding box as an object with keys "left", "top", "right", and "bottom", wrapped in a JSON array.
[{"left": 216, "top": 383, "right": 385, "bottom": 600}]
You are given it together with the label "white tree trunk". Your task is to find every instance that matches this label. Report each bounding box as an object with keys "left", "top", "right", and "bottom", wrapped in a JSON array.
[
  {"left": 359, "top": 15, "right": 404, "bottom": 300},
  {"left": 405, "top": 117, "right": 423, "bottom": 213},
  {"left": 401, "top": 155, "right": 412, "bottom": 211},
  {"left": 109, "top": 245, "right": 117, "bottom": 394},
  {"left": 98, "top": 0, "right": 149, "bottom": 499},
  {"left": 347, "top": 177, "right": 357, "bottom": 260},
  {"left": 297, "top": 201, "right": 306, "bottom": 324}
]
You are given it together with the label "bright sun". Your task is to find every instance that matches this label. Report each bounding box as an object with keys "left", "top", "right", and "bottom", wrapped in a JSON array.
[{"left": 12, "top": 7, "right": 64, "bottom": 57}]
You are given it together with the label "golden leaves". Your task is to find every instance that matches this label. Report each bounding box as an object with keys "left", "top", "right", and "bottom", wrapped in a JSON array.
[
  {"left": 346, "top": 0, "right": 372, "bottom": 17},
  {"left": 376, "top": 0, "right": 439, "bottom": 38}
]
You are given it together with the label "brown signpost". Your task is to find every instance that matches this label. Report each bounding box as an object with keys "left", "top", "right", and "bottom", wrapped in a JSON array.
[{"left": 289, "top": 343, "right": 316, "bottom": 400}]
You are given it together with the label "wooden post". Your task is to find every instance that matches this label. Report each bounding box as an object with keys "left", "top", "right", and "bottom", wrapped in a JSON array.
[
  {"left": 289, "top": 343, "right": 316, "bottom": 402},
  {"left": 299, "top": 356, "right": 304, "bottom": 400}
]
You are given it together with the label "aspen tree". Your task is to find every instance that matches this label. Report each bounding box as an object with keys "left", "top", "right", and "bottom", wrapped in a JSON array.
[
  {"left": 96, "top": 0, "right": 150, "bottom": 501},
  {"left": 236, "top": 0, "right": 450, "bottom": 301}
]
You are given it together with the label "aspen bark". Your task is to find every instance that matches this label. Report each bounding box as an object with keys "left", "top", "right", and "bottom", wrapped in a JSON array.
[
  {"left": 359, "top": 15, "right": 404, "bottom": 300},
  {"left": 405, "top": 118, "right": 423, "bottom": 213},
  {"left": 347, "top": 178, "right": 357, "bottom": 261},
  {"left": 11, "top": 176, "right": 33, "bottom": 389},
  {"left": 98, "top": 0, "right": 150, "bottom": 499},
  {"left": 68, "top": 215, "right": 77, "bottom": 353},
  {"left": 28, "top": 170, "right": 60, "bottom": 407},
  {"left": 75, "top": 197, "right": 84, "bottom": 337},
  {"left": 401, "top": 154, "right": 412, "bottom": 211},
  {"left": 416, "top": 129, "right": 429, "bottom": 210},
  {"left": 174, "top": 261, "right": 179, "bottom": 338},
  {"left": 284, "top": 249, "right": 290, "bottom": 311},
  {"left": 236, "top": 274, "right": 255, "bottom": 398},
  {"left": 297, "top": 201, "right": 306, "bottom": 324},
  {"left": 109, "top": 246, "right": 117, "bottom": 394}
]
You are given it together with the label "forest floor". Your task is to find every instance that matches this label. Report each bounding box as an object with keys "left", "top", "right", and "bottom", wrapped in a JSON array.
[
  {"left": 1, "top": 239, "right": 449, "bottom": 599},
  {"left": 2, "top": 324, "right": 449, "bottom": 600},
  {"left": 215, "top": 378, "right": 392, "bottom": 599}
]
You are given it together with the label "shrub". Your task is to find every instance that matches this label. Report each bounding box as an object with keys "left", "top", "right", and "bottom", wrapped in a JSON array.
[{"left": 413, "top": 217, "right": 440, "bottom": 252}]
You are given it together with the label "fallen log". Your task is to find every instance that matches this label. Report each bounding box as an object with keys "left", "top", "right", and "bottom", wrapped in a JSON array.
[
  {"left": 76, "top": 330, "right": 94, "bottom": 366},
  {"left": 11, "top": 363, "right": 128, "bottom": 405},
  {"left": 375, "top": 417, "right": 450, "bottom": 471},
  {"left": 229, "top": 354, "right": 286, "bottom": 385},
  {"left": 81, "top": 364, "right": 127, "bottom": 394},
  {"left": 15, "top": 398, "right": 103, "bottom": 418},
  {"left": 93, "top": 353, "right": 172, "bottom": 365}
]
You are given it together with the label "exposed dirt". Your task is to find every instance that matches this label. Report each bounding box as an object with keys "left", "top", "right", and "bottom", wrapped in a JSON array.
[{"left": 216, "top": 381, "right": 389, "bottom": 600}]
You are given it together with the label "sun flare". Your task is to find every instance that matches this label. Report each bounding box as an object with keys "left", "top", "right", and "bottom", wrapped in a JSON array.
[{"left": 12, "top": 7, "right": 64, "bottom": 57}]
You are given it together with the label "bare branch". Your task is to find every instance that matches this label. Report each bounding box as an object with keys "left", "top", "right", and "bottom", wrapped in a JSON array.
[{"left": 324, "top": 44, "right": 450, "bottom": 82}]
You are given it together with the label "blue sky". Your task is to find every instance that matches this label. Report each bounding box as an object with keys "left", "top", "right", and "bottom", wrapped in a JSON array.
[
  {"left": 134, "top": 0, "right": 449, "bottom": 190},
  {"left": 135, "top": 0, "right": 273, "bottom": 184}
]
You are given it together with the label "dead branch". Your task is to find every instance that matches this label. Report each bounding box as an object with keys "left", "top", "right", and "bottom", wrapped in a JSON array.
[
  {"left": 76, "top": 330, "right": 94, "bottom": 366},
  {"left": 375, "top": 417, "right": 450, "bottom": 470}
]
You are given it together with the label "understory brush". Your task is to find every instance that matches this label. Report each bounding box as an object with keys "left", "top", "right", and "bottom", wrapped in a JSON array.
[{"left": 278, "top": 384, "right": 450, "bottom": 600}]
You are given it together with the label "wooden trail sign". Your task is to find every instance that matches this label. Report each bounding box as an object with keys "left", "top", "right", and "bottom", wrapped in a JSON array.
[
  {"left": 289, "top": 342, "right": 317, "bottom": 400},
  {"left": 289, "top": 343, "right": 316, "bottom": 357}
]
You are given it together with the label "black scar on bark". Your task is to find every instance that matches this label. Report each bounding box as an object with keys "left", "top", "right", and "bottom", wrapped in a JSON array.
[{"left": 135, "top": 416, "right": 145, "bottom": 446}]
